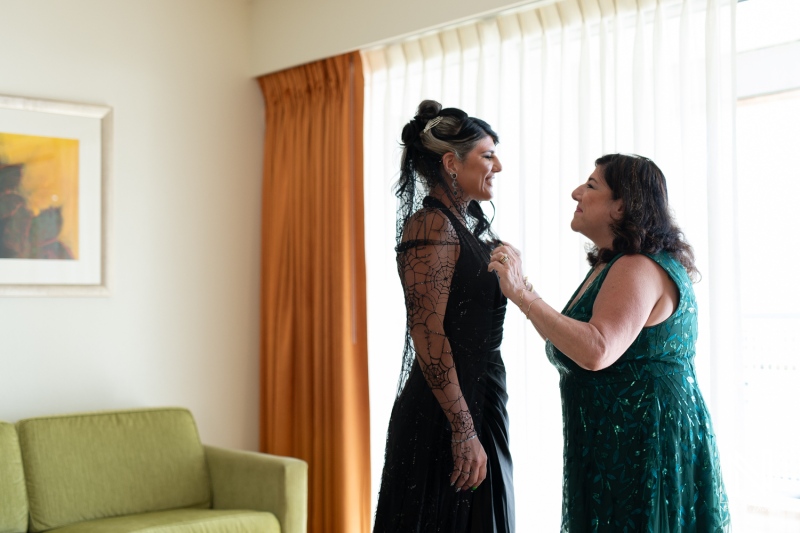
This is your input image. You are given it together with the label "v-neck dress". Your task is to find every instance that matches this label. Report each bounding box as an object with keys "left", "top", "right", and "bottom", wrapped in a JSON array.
[{"left": 546, "top": 252, "right": 730, "bottom": 532}]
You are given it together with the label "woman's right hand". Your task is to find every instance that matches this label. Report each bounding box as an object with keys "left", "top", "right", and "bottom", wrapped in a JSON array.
[
  {"left": 488, "top": 242, "right": 527, "bottom": 306},
  {"left": 450, "top": 433, "right": 487, "bottom": 492}
]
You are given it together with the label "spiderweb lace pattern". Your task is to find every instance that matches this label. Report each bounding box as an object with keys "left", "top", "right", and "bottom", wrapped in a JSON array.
[{"left": 396, "top": 206, "right": 476, "bottom": 439}]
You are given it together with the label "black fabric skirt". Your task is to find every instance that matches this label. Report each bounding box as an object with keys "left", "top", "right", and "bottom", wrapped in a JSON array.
[{"left": 373, "top": 349, "right": 514, "bottom": 533}]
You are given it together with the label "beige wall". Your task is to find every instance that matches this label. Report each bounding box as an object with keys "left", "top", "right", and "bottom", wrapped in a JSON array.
[
  {"left": 0, "top": 0, "right": 264, "bottom": 450},
  {"left": 250, "top": 0, "right": 556, "bottom": 76},
  {"left": 0, "top": 0, "right": 555, "bottom": 452}
]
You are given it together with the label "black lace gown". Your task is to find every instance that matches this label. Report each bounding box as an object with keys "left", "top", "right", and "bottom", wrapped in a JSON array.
[{"left": 373, "top": 197, "right": 515, "bottom": 533}]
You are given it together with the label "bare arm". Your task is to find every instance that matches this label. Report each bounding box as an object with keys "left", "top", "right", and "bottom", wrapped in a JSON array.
[{"left": 490, "top": 248, "right": 677, "bottom": 370}]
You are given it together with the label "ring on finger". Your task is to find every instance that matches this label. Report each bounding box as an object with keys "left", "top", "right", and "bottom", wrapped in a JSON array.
[{"left": 500, "top": 254, "right": 509, "bottom": 264}]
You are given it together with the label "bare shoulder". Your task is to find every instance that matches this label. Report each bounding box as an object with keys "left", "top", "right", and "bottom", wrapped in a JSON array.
[
  {"left": 609, "top": 254, "right": 662, "bottom": 276},
  {"left": 605, "top": 254, "right": 673, "bottom": 293},
  {"left": 402, "top": 207, "right": 457, "bottom": 243}
]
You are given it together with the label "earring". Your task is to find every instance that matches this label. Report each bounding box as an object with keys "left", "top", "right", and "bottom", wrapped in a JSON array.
[{"left": 450, "top": 172, "right": 458, "bottom": 191}]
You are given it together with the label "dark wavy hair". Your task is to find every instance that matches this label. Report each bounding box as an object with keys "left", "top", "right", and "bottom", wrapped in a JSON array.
[
  {"left": 394, "top": 100, "right": 500, "bottom": 243},
  {"left": 588, "top": 154, "right": 699, "bottom": 281}
]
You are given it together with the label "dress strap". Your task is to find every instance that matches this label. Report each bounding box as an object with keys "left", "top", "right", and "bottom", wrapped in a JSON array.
[
  {"left": 417, "top": 196, "right": 495, "bottom": 262},
  {"left": 422, "top": 196, "right": 466, "bottom": 232}
]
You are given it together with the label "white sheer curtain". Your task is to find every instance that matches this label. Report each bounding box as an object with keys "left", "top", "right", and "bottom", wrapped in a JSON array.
[{"left": 363, "top": 0, "right": 738, "bottom": 528}]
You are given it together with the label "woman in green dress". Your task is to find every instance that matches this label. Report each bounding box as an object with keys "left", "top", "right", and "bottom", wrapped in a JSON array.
[{"left": 489, "top": 154, "right": 730, "bottom": 532}]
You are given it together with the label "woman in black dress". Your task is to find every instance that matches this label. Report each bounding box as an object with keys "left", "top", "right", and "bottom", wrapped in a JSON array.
[{"left": 373, "top": 100, "right": 515, "bottom": 533}]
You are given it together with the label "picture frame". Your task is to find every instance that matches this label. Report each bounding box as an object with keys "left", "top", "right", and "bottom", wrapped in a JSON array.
[{"left": 0, "top": 95, "right": 112, "bottom": 296}]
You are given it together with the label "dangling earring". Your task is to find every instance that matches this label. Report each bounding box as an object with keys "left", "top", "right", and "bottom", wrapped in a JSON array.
[{"left": 450, "top": 172, "right": 458, "bottom": 191}]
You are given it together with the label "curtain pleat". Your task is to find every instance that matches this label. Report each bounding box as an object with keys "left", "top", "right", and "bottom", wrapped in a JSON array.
[
  {"left": 363, "top": 0, "right": 737, "bottom": 528},
  {"left": 259, "top": 52, "right": 370, "bottom": 533}
]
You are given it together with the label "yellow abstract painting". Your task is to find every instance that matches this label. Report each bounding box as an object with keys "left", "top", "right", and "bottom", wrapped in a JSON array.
[{"left": 0, "top": 132, "right": 79, "bottom": 259}]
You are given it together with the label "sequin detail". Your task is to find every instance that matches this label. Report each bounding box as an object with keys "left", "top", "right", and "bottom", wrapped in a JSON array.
[{"left": 546, "top": 252, "right": 730, "bottom": 532}]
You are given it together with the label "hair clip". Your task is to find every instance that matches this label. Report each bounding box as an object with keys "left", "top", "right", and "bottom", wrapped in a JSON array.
[{"left": 423, "top": 116, "right": 443, "bottom": 134}]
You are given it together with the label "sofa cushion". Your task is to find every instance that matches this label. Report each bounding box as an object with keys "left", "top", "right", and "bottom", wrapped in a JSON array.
[
  {"left": 47, "top": 509, "right": 280, "bottom": 533},
  {"left": 17, "top": 408, "right": 212, "bottom": 532},
  {"left": 0, "top": 421, "right": 27, "bottom": 533}
]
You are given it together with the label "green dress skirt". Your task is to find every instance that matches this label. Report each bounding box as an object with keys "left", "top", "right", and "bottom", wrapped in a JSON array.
[{"left": 546, "top": 252, "right": 730, "bottom": 532}]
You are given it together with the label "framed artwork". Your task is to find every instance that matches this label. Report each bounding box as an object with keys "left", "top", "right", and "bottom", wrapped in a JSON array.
[{"left": 0, "top": 95, "right": 111, "bottom": 296}]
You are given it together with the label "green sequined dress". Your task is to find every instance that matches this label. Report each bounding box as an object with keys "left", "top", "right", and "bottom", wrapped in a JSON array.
[{"left": 545, "top": 252, "right": 730, "bottom": 532}]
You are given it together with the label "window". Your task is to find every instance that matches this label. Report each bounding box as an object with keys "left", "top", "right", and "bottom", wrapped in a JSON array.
[
  {"left": 736, "top": 0, "right": 800, "bottom": 528},
  {"left": 364, "top": 1, "right": 738, "bottom": 529}
]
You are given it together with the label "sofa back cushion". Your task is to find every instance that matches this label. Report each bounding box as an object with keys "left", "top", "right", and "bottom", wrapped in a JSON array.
[
  {"left": 16, "top": 407, "right": 211, "bottom": 532},
  {"left": 0, "top": 421, "right": 27, "bottom": 533}
]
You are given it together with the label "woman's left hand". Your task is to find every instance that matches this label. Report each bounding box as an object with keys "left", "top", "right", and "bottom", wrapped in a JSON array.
[{"left": 488, "top": 242, "right": 527, "bottom": 306}]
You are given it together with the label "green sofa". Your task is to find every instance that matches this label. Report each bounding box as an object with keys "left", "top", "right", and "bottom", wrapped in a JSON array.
[{"left": 0, "top": 407, "right": 307, "bottom": 533}]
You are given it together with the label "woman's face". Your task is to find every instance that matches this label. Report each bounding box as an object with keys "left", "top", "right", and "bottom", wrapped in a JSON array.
[
  {"left": 570, "top": 166, "right": 623, "bottom": 248},
  {"left": 450, "top": 135, "right": 502, "bottom": 202}
]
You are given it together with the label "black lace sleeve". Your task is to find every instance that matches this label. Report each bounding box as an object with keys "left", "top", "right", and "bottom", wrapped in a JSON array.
[{"left": 395, "top": 207, "right": 477, "bottom": 439}]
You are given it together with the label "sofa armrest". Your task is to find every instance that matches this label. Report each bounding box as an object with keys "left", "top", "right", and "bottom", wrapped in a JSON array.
[{"left": 204, "top": 445, "right": 307, "bottom": 533}]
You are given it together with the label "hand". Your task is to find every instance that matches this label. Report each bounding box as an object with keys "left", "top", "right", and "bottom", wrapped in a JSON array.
[
  {"left": 450, "top": 433, "right": 487, "bottom": 492},
  {"left": 488, "top": 242, "right": 527, "bottom": 305}
]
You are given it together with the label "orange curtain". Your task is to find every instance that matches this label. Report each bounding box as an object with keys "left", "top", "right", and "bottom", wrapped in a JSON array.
[{"left": 258, "top": 52, "right": 370, "bottom": 533}]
